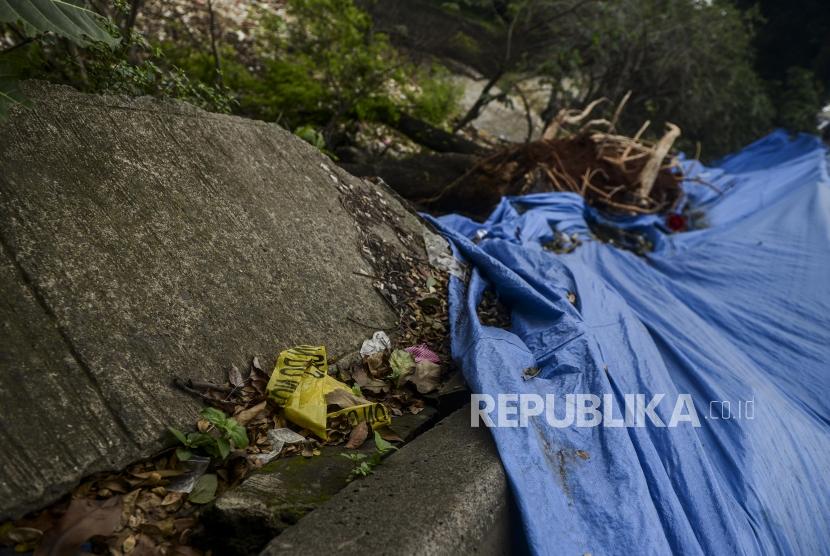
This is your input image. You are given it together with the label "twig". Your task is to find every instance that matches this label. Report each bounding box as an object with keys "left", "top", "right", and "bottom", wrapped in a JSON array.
[
  {"left": 544, "top": 97, "right": 608, "bottom": 140},
  {"left": 206, "top": 0, "right": 223, "bottom": 87},
  {"left": 172, "top": 378, "right": 237, "bottom": 410},
  {"left": 609, "top": 90, "right": 632, "bottom": 132},
  {"left": 638, "top": 123, "right": 680, "bottom": 198},
  {"left": 621, "top": 120, "right": 650, "bottom": 160}
]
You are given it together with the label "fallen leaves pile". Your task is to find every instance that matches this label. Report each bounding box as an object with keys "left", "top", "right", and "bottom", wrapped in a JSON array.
[
  {"left": 337, "top": 174, "right": 452, "bottom": 359},
  {"left": 0, "top": 242, "right": 457, "bottom": 556},
  {"left": 0, "top": 360, "right": 284, "bottom": 555},
  {"left": 0, "top": 451, "right": 207, "bottom": 555}
]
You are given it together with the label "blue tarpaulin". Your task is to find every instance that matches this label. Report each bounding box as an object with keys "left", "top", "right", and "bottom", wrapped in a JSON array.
[{"left": 429, "top": 130, "right": 830, "bottom": 555}]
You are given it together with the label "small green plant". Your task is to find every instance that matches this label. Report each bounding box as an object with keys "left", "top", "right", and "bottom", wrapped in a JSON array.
[
  {"left": 169, "top": 407, "right": 249, "bottom": 461},
  {"left": 341, "top": 431, "right": 398, "bottom": 481},
  {"left": 293, "top": 124, "right": 336, "bottom": 158}
]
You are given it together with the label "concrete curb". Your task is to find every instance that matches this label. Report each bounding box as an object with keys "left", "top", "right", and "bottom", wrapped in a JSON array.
[{"left": 260, "top": 406, "right": 513, "bottom": 555}]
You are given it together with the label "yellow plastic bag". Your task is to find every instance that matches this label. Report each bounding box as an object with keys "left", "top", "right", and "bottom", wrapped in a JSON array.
[{"left": 266, "top": 345, "right": 391, "bottom": 439}]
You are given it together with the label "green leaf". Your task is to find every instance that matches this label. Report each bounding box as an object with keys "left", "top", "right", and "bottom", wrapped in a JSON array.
[
  {"left": 0, "top": 0, "right": 118, "bottom": 47},
  {"left": 187, "top": 432, "right": 216, "bottom": 449},
  {"left": 373, "top": 430, "right": 397, "bottom": 454},
  {"left": 175, "top": 447, "right": 192, "bottom": 461},
  {"left": 293, "top": 125, "right": 325, "bottom": 150},
  {"left": 188, "top": 474, "right": 217, "bottom": 504},
  {"left": 225, "top": 421, "right": 248, "bottom": 449},
  {"left": 200, "top": 407, "right": 228, "bottom": 428},
  {"left": 168, "top": 426, "right": 188, "bottom": 446},
  {"left": 388, "top": 349, "right": 414, "bottom": 382},
  {"left": 215, "top": 437, "right": 230, "bottom": 460}
]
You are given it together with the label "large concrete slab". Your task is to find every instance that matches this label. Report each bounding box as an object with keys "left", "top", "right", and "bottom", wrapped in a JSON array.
[{"left": 0, "top": 82, "right": 426, "bottom": 519}]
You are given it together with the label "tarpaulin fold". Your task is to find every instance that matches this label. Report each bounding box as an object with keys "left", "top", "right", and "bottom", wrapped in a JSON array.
[{"left": 428, "top": 130, "right": 830, "bottom": 555}]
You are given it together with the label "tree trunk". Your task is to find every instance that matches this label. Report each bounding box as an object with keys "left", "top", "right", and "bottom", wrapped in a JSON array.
[{"left": 387, "top": 113, "right": 487, "bottom": 155}]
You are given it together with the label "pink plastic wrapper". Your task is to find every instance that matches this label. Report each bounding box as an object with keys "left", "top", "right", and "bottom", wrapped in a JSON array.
[{"left": 404, "top": 344, "right": 440, "bottom": 364}]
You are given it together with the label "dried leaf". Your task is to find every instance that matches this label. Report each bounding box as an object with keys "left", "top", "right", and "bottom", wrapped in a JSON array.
[
  {"left": 97, "top": 479, "right": 129, "bottom": 494},
  {"left": 131, "top": 533, "right": 159, "bottom": 556},
  {"left": 353, "top": 367, "right": 388, "bottom": 394},
  {"left": 155, "top": 517, "right": 176, "bottom": 537},
  {"left": 250, "top": 357, "right": 269, "bottom": 394},
  {"left": 173, "top": 517, "right": 197, "bottom": 533},
  {"left": 251, "top": 375, "right": 268, "bottom": 395},
  {"left": 404, "top": 360, "right": 441, "bottom": 393},
  {"left": 151, "top": 486, "right": 167, "bottom": 497},
  {"left": 325, "top": 388, "right": 368, "bottom": 409},
  {"left": 234, "top": 401, "right": 267, "bottom": 425},
  {"left": 417, "top": 294, "right": 441, "bottom": 311},
  {"left": 373, "top": 426, "right": 402, "bottom": 442},
  {"left": 228, "top": 365, "right": 245, "bottom": 388},
  {"left": 160, "top": 492, "right": 183, "bottom": 506},
  {"left": 344, "top": 422, "right": 369, "bottom": 449},
  {"left": 373, "top": 430, "right": 397, "bottom": 453},
  {"left": 130, "top": 469, "right": 182, "bottom": 480},
  {"left": 364, "top": 351, "right": 388, "bottom": 379},
  {"left": 34, "top": 496, "right": 122, "bottom": 556},
  {"left": 135, "top": 492, "right": 163, "bottom": 512},
  {"left": 121, "top": 489, "right": 141, "bottom": 523}
]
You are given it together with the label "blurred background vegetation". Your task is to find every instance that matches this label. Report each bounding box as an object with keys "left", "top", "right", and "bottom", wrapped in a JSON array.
[{"left": 1, "top": 0, "right": 827, "bottom": 160}]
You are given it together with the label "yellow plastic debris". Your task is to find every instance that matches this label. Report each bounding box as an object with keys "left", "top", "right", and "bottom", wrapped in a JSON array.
[{"left": 266, "top": 345, "right": 391, "bottom": 439}]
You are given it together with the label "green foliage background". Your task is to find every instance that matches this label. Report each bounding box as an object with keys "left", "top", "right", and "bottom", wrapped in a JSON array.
[{"left": 1, "top": 0, "right": 827, "bottom": 158}]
